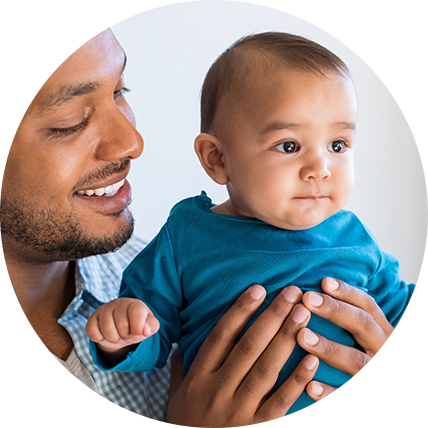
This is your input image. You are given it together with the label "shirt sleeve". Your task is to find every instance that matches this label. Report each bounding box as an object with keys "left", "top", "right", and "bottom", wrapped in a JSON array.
[
  {"left": 366, "top": 250, "right": 415, "bottom": 328},
  {"left": 91, "top": 224, "right": 183, "bottom": 372}
]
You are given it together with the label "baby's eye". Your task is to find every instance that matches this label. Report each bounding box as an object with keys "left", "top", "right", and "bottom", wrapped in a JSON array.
[
  {"left": 275, "top": 141, "right": 300, "bottom": 153},
  {"left": 327, "top": 140, "right": 345, "bottom": 153}
]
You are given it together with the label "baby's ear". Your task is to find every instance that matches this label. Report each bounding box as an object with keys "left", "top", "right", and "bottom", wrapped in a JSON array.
[{"left": 194, "top": 133, "right": 229, "bottom": 185}]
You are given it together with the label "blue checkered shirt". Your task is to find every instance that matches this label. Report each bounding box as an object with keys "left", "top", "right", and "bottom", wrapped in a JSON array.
[{"left": 58, "top": 236, "right": 170, "bottom": 420}]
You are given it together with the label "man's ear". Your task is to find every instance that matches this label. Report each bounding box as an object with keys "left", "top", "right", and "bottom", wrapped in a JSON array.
[{"left": 194, "top": 133, "right": 229, "bottom": 185}]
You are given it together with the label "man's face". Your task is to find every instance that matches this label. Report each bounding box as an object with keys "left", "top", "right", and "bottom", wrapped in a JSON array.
[
  {"left": 219, "top": 69, "right": 358, "bottom": 230},
  {"left": 0, "top": 29, "right": 144, "bottom": 262}
]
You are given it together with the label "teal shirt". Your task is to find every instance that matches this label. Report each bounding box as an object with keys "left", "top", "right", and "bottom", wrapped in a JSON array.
[{"left": 91, "top": 192, "right": 414, "bottom": 414}]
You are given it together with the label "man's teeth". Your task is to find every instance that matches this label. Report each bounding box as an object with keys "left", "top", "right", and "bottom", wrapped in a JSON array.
[{"left": 76, "top": 179, "right": 125, "bottom": 197}]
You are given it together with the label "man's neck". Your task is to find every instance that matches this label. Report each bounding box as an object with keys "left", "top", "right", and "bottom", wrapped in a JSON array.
[{"left": 4, "top": 245, "right": 76, "bottom": 360}]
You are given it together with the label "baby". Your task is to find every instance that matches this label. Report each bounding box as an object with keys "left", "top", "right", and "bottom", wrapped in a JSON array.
[{"left": 86, "top": 32, "right": 414, "bottom": 414}]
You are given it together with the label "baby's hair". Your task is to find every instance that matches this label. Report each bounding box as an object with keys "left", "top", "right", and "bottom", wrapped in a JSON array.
[{"left": 200, "top": 32, "right": 351, "bottom": 134}]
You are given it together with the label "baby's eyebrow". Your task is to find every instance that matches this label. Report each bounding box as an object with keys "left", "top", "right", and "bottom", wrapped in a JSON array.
[
  {"left": 260, "top": 120, "right": 356, "bottom": 135},
  {"left": 260, "top": 121, "right": 301, "bottom": 134},
  {"left": 335, "top": 121, "right": 356, "bottom": 131}
]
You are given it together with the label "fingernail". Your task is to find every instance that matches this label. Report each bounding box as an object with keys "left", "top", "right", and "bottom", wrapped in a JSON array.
[
  {"left": 304, "top": 329, "right": 319, "bottom": 346},
  {"left": 283, "top": 287, "right": 301, "bottom": 303},
  {"left": 292, "top": 306, "right": 309, "bottom": 323},
  {"left": 307, "top": 292, "right": 323, "bottom": 307},
  {"left": 144, "top": 324, "right": 152, "bottom": 336},
  {"left": 249, "top": 285, "right": 265, "bottom": 300},
  {"left": 304, "top": 355, "right": 318, "bottom": 370},
  {"left": 326, "top": 278, "right": 339, "bottom": 291},
  {"left": 311, "top": 382, "right": 324, "bottom": 396}
]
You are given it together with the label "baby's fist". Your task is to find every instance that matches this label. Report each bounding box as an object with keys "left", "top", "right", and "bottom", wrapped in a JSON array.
[{"left": 86, "top": 298, "right": 160, "bottom": 354}]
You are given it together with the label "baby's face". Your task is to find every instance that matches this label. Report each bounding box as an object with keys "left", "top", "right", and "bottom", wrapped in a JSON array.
[{"left": 220, "top": 69, "right": 358, "bottom": 230}]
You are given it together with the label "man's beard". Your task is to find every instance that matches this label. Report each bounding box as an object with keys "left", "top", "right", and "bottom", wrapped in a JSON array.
[{"left": 0, "top": 195, "right": 134, "bottom": 262}]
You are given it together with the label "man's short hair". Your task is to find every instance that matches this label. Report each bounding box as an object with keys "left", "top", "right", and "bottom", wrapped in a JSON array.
[{"left": 200, "top": 32, "right": 351, "bottom": 134}]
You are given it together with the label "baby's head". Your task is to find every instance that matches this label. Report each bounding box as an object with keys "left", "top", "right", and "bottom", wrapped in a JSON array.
[{"left": 195, "top": 32, "right": 358, "bottom": 230}]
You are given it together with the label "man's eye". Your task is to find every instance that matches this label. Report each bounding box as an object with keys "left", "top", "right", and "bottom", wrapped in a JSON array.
[
  {"left": 274, "top": 141, "right": 300, "bottom": 153},
  {"left": 114, "top": 87, "right": 130, "bottom": 99},
  {"left": 47, "top": 116, "right": 89, "bottom": 138},
  {"left": 327, "top": 140, "right": 346, "bottom": 153}
]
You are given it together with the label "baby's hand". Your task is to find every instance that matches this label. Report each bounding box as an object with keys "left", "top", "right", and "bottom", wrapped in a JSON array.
[{"left": 86, "top": 298, "right": 160, "bottom": 355}]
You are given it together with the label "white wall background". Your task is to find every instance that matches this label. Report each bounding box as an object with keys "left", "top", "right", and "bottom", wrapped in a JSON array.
[{"left": 112, "top": 1, "right": 426, "bottom": 284}]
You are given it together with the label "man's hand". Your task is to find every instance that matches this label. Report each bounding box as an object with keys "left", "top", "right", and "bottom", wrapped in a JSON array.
[
  {"left": 166, "top": 285, "right": 318, "bottom": 427},
  {"left": 298, "top": 277, "right": 394, "bottom": 401},
  {"left": 85, "top": 298, "right": 159, "bottom": 361}
]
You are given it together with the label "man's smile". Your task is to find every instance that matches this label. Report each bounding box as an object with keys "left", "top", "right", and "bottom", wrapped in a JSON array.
[{"left": 76, "top": 178, "right": 125, "bottom": 197}]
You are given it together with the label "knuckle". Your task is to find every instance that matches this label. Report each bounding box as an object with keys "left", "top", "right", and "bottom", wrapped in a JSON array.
[
  {"left": 364, "top": 294, "right": 378, "bottom": 313},
  {"left": 205, "top": 396, "right": 219, "bottom": 412},
  {"left": 182, "top": 371, "right": 208, "bottom": 400},
  {"left": 116, "top": 319, "right": 130, "bottom": 334},
  {"left": 242, "top": 378, "right": 259, "bottom": 397},
  {"left": 288, "top": 360, "right": 313, "bottom": 388},
  {"left": 352, "top": 350, "right": 369, "bottom": 372},
  {"left": 358, "top": 310, "right": 376, "bottom": 333},
  {"left": 237, "top": 336, "right": 256, "bottom": 356},
  {"left": 271, "top": 392, "right": 289, "bottom": 412},
  {"left": 99, "top": 320, "right": 118, "bottom": 340},
  {"left": 233, "top": 297, "right": 249, "bottom": 314},
  {"left": 322, "top": 339, "right": 336, "bottom": 358},
  {"left": 254, "top": 355, "right": 276, "bottom": 378},
  {"left": 321, "top": 295, "right": 342, "bottom": 315},
  {"left": 129, "top": 300, "right": 147, "bottom": 314},
  {"left": 179, "top": 374, "right": 226, "bottom": 417},
  {"left": 270, "top": 303, "right": 284, "bottom": 317},
  {"left": 294, "top": 371, "right": 310, "bottom": 388},
  {"left": 329, "top": 297, "right": 341, "bottom": 314},
  {"left": 217, "top": 373, "right": 233, "bottom": 389},
  {"left": 207, "top": 326, "right": 225, "bottom": 345},
  {"left": 257, "top": 409, "right": 272, "bottom": 423},
  {"left": 278, "top": 323, "right": 297, "bottom": 341}
]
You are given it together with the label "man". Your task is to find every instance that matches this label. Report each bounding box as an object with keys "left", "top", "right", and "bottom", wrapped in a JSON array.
[{"left": 1, "top": 28, "right": 394, "bottom": 425}]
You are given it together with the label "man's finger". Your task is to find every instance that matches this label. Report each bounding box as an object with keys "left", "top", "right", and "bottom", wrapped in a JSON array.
[
  {"left": 256, "top": 355, "right": 318, "bottom": 422},
  {"left": 306, "top": 381, "right": 336, "bottom": 401},
  {"left": 302, "top": 290, "right": 388, "bottom": 355},
  {"left": 321, "top": 278, "right": 394, "bottom": 336},
  {"left": 190, "top": 285, "right": 267, "bottom": 375},
  {"left": 297, "top": 328, "right": 371, "bottom": 376},
  {"left": 236, "top": 303, "right": 310, "bottom": 405},
  {"left": 222, "top": 286, "right": 303, "bottom": 391}
]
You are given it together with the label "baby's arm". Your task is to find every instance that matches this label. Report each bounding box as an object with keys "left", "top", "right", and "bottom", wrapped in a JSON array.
[{"left": 86, "top": 298, "right": 160, "bottom": 367}]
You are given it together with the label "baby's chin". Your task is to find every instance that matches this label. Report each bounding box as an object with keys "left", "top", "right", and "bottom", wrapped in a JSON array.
[{"left": 264, "top": 210, "right": 339, "bottom": 231}]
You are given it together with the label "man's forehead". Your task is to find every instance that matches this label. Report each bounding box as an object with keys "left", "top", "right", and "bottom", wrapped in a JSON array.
[{"left": 28, "top": 48, "right": 127, "bottom": 119}]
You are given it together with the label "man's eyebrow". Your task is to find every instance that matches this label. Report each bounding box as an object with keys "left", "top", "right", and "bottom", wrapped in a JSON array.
[
  {"left": 33, "top": 81, "right": 101, "bottom": 117},
  {"left": 32, "top": 51, "right": 127, "bottom": 118}
]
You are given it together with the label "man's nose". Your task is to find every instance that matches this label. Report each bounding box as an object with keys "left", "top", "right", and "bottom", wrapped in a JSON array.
[{"left": 94, "top": 104, "right": 144, "bottom": 162}]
